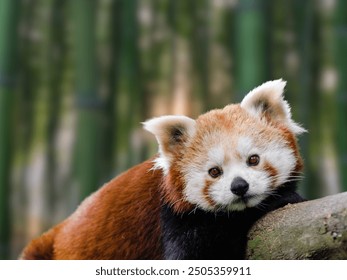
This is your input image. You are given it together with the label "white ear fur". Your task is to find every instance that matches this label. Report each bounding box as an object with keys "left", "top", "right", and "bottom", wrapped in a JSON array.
[
  {"left": 143, "top": 115, "right": 196, "bottom": 173},
  {"left": 240, "top": 79, "right": 306, "bottom": 134}
]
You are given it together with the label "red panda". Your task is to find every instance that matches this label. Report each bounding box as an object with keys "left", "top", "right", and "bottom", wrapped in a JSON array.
[{"left": 20, "top": 79, "right": 305, "bottom": 260}]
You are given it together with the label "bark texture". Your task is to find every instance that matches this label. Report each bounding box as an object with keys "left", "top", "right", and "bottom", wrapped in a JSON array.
[{"left": 247, "top": 192, "right": 347, "bottom": 259}]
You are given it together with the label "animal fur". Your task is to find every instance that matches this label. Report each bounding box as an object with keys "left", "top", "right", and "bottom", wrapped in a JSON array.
[{"left": 20, "top": 79, "right": 305, "bottom": 260}]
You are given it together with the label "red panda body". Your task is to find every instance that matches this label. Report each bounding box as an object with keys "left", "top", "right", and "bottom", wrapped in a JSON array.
[
  {"left": 21, "top": 159, "right": 164, "bottom": 260},
  {"left": 21, "top": 80, "right": 306, "bottom": 260}
]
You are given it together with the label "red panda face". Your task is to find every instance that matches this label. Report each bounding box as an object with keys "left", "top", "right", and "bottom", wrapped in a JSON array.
[
  {"left": 180, "top": 105, "right": 302, "bottom": 211},
  {"left": 144, "top": 79, "right": 305, "bottom": 213}
]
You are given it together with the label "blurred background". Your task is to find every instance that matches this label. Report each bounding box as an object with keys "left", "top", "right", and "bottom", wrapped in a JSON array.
[{"left": 0, "top": 0, "right": 346, "bottom": 259}]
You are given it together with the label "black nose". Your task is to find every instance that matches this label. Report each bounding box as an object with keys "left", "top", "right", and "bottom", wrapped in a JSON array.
[{"left": 230, "top": 177, "right": 249, "bottom": 196}]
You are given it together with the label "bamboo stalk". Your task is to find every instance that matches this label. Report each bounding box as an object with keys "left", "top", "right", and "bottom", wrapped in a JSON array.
[
  {"left": 45, "top": 0, "right": 67, "bottom": 218},
  {"left": 334, "top": 0, "right": 347, "bottom": 191},
  {"left": 234, "top": 0, "right": 268, "bottom": 101},
  {"left": 71, "top": 0, "right": 102, "bottom": 200},
  {"left": 100, "top": 0, "right": 122, "bottom": 180},
  {"left": 0, "top": 0, "right": 21, "bottom": 259},
  {"left": 14, "top": 0, "right": 42, "bottom": 248},
  {"left": 118, "top": 0, "right": 141, "bottom": 169},
  {"left": 293, "top": 0, "right": 321, "bottom": 198},
  {"left": 190, "top": 0, "right": 210, "bottom": 112}
]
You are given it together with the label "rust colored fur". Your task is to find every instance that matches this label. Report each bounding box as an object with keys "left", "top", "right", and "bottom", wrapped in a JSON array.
[
  {"left": 20, "top": 79, "right": 306, "bottom": 260},
  {"left": 20, "top": 158, "right": 164, "bottom": 260}
]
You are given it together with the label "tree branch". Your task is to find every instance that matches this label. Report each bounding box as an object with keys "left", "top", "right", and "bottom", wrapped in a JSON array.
[{"left": 246, "top": 192, "right": 347, "bottom": 259}]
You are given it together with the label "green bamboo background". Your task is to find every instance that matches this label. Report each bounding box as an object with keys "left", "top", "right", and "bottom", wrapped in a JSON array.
[{"left": 0, "top": 0, "right": 346, "bottom": 259}]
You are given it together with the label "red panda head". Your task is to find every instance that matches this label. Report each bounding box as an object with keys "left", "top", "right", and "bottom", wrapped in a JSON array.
[{"left": 144, "top": 79, "right": 305, "bottom": 213}]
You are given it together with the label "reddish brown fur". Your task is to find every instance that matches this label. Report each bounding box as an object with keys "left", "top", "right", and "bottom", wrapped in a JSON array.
[
  {"left": 161, "top": 161, "right": 193, "bottom": 213},
  {"left": 20, "top": 226, "right": 61, "bottom": 260},
  {"left": 182, "top": 105, "right": 302, "bottom": 171},
  {"left": 263, "top": 161, "right": 278, "bottom": 187},
  {"left": 277, "top": 124, "right": 304, "bottom": 174},
  {"left": 21, "top": 158, "right": 164, "bottom": 260},
  {"left": 20, "top": 91, "right": 304, "bottom": 259},
  {"left": 203, "top": 180, "right": 216, "bottom": 207}
]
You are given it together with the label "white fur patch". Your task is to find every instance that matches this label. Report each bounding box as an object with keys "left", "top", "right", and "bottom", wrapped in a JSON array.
[
  {"left": 183, "top": 134, "right": 297, "bottom": 212},
  {"left": 143, "top": 115, "right": 196, "bottom": 174},
  {"left": 236, "top": 136, "right": 258, "bottom": 158},
  {"left": 151, "top": 156, "right": 170, "bottom": 174},
  {"left": 184, "top": 169, "right": 213, "bottom": 210},
  {"left": 241, "top": 79, "right": 306, "bottom": 135},
  {"left": 208, "top": 163, "right": 270, "bottom": 211},
  {"left": 207, "top": 146, "right": 225, "bottom": 166},
  {"left": 143, "top": 115, "right": 196, "bottom": 139},
  {"left": 241, "top": 79, "right": 287, "bottom": 113}
]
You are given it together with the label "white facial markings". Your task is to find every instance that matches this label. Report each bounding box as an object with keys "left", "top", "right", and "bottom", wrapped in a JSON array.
[
  {"left": 236, "top": 136, "right": 259, "bottom": 160},
  {"left": 260, "top": 141, "right": 296, "bottom": 186},
  {"left": 236, "top": 136, "right": 296, "bottom": 186},
  {"left": 183, "top": 133, "right": 297, "bottom": 212},
  {"left": 208, "top": 162, "right": 269, "bottom": 210},
  {"left": 208, "top": 146, "right": 225, "bottom": 167},
  {"left": 183, "top": 165, "right": 215, "bottom": 210}
]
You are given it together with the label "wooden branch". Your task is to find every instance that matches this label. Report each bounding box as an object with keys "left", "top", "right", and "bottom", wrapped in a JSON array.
[{"left": 246, "top": 192, "right": 347, "bottom": 259}]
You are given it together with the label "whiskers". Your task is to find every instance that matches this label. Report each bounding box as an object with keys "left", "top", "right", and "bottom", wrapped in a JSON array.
[
  {"left": 271, "top": 171, "right": 305, "bottom": 185},
  {"left": 254, "top": 201, "right": 269, "bottom": 211},
  {"left": 188, "top": 205, "right": 199, "bottom": 215},
  {"left": 168, "top": 171, "right": 305, "bottom": 216},
  {"left": 254, "top": 190, "right": 277, "bottom": 211}
]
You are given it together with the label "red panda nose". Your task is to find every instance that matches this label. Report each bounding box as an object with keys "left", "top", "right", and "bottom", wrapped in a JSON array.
[{"left": 230, "top": 177, "right": 249, "bottom": 196}]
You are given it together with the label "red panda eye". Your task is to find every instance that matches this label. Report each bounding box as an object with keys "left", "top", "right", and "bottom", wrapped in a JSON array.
[
  {"left": 208, "top": 167, "right": 223, "bottom": 178},
  {"left": 247, "top": 155, "right": 260, "bottom": 166}
]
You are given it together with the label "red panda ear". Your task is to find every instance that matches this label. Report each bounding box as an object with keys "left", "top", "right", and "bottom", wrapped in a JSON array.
[
  {"left": 240, "top": 79, "right": 306, "bottom": 135},
  {"left": 143, "top": 115, "right": 196, "bottom": 171}
]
